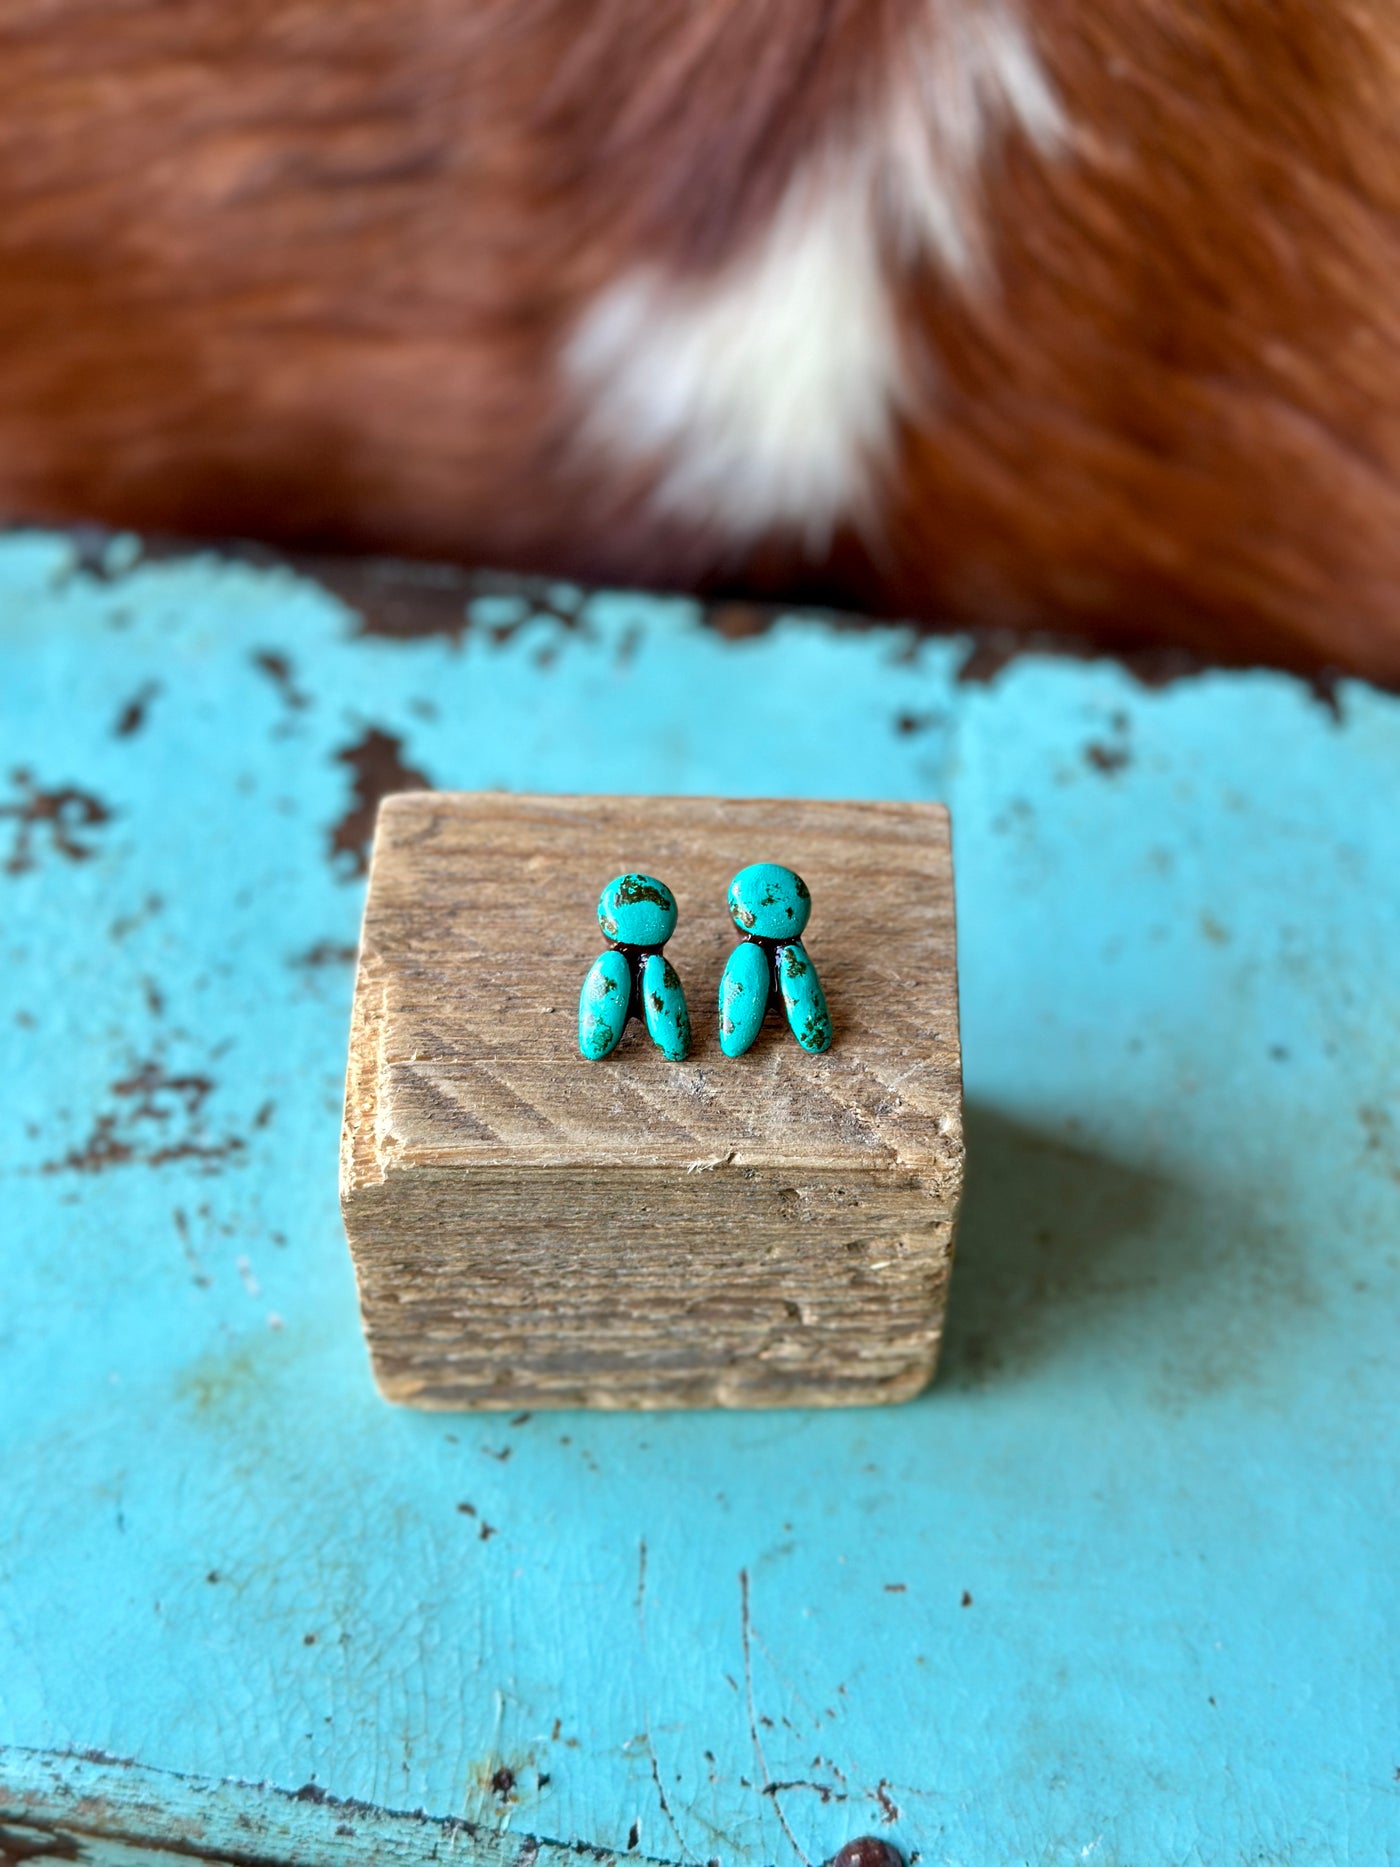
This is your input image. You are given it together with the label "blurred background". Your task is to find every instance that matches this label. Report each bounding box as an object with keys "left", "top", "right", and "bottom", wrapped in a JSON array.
[{"left": 1, "top": 0, "right": 1398, "bottom": 678}]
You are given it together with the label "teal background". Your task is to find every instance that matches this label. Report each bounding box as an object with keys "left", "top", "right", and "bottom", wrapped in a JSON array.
[{"left": 1, "top": 529, "right": 1397, "bottom": 1863}]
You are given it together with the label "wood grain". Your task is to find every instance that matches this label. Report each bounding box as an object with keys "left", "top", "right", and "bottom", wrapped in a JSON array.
[{"left": 341, "top": 792, "right": 962, "bottom": 1409}]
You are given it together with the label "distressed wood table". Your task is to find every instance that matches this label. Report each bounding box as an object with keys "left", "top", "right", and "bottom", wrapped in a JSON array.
[{"left": 1, "top": 530, "right": 1397, "bottom": 1865}]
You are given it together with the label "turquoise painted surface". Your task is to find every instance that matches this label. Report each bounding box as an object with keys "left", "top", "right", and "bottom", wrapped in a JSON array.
[
  {"left": 0, "top": 1748, "right": 655, "bottom": 1867},
  {"left": 1, "top": 530, "right": 1398, "bottom": 1864}
]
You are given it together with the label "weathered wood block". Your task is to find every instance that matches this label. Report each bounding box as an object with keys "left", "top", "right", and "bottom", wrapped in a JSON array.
[{"left": 340, "top": 792, "right": 963, "bottom": 1409}]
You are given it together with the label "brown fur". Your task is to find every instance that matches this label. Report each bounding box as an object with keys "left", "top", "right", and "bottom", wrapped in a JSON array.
[
  {"left": 887, "top": 2, "right": 1400, "bottom": 673},
  {"left": 0, "top": 2, "right": 1397, "bottom": 676}
]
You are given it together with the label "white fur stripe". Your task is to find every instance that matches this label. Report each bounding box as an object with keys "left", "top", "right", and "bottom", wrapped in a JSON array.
[
  {"left": 880, "top": 0, "right": 1063, "bottom": 276},
  {"left": 567, "top": 165, "right": 896, "bottom": 551},
  {"left": 565, "top": 0, "right": 1063, "bottom": 552}
]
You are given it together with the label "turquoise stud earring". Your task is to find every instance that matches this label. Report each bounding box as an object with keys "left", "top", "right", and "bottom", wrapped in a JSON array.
[
  {"left": 578, "top": 873, "right": 691, "bottom": 1061},
  {"left": 718, "top": 862, "right": 832, "bottom": 1056}
]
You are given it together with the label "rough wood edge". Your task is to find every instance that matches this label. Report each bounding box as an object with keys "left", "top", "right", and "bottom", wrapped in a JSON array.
[{"left": 338, "top": 789, "right": 963, "bottom": 1411}]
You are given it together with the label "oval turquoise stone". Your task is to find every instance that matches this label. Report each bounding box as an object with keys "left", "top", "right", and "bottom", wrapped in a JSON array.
[
  {"left": 597, "top": 873, "right": 678, "bottom": 947},
  {"left": 776, "top": 940, "right": 832, "bottom": 1053},
  {"left": 727, "top": 863, "right": 811, "bottom": 940},
  {"left": 578, "top": 948, "right": 631, "bottom": 1059},
  {"left": 640, "top": 952, "right": 690, "bottom": 1061},
  {"left": 718, "top": 939, "right": 769, "bottom": 1058}
]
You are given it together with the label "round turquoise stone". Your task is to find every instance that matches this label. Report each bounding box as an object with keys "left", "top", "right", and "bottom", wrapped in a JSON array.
[
  {"left": 597, "top": 873, "right": 678, "bottom": 947},
  {"left": 727, "top": 863, "right": 811, "bottom": 940}
]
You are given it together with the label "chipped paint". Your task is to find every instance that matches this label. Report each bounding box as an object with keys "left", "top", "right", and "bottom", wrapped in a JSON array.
[
  {"left": 37, "top": 1053, "right": 246, "bottom": 1178},
  {"left": 1, "top": 770, "right": 112, "bottom": 875},
  {"left": 328, "top": 728, "right": 432, "bottom": 877}
]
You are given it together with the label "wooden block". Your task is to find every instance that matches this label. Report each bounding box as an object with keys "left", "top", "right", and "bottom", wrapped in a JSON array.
[{"left": 340, "top": 792, "right": 963, "bottom": 1409}]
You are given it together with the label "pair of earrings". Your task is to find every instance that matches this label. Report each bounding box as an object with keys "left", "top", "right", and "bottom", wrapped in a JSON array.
[{"left": 577, "top": 864, "right": 832, "bottom": 1063}]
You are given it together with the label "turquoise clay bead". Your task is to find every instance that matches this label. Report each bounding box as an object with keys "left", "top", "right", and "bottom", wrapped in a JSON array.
[
  {"left": 597, "top": 873, "right": 678, "bottom": 948},
  {"left": 718, "top": 939, "right": 769, "bottom": 1058},
  {"left": 776, "top": 940, "right": 832, "bottom": 1053},
  {"left": 578, "top": 948, "right": 631, "bottom": 1059},
  {"left": 727, "top": 862, "right": 811, "bottom": 941},
  {"left": 641, "top": 952, "right": 691, "bottom": 1061}
]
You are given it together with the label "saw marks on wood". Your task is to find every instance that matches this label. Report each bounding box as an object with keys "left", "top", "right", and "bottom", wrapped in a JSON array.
[{"left": 341, "top": 792, "right": 962, "bottom": 1409}]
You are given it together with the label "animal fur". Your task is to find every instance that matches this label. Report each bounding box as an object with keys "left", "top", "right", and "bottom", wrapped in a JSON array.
[{"left": 0, "top": 1, "right": 1398, "bottom": 677}]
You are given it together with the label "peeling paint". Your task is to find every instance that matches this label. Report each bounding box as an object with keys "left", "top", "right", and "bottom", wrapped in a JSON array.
[
  {"left": 328, "top": 728, "right": 431, "bottom": 878},
  {"left": 39, "top": 1055, "right": 246, "bottom": 1177},
  {"left": 1, "top": 771, "right": 112, "bottom": 876}
]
